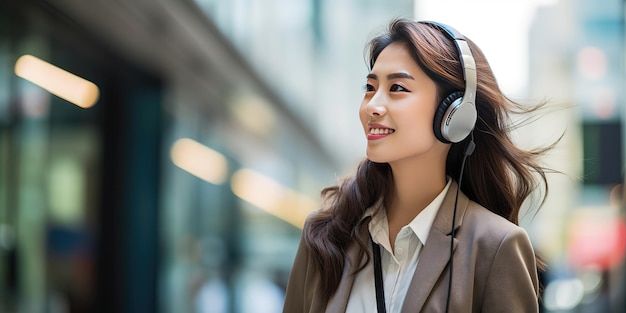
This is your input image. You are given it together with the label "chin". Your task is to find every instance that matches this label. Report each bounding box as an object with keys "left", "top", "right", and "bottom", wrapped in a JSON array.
[{"left": 365, "top": 152, "right": 388, "bottom": 164}]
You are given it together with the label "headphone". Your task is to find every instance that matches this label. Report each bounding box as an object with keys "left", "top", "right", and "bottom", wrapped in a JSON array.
[{"left": 419, "top": 21, "right": 478, "bottom": 144}]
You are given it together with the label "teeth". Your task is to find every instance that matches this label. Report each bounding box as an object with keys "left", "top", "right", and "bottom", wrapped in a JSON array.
[{"left": 370, "top": 128, "right": 394, "bottom": 135}]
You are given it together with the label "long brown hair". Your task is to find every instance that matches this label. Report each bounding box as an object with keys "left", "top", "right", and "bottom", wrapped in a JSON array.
[{"left": 304, "top": 18, "right": 552, "bottom": 301}]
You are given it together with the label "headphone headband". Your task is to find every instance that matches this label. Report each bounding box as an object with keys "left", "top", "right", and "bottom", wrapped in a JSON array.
[{"left": 419, "top": 21, "right": 477, "bottom": 143}]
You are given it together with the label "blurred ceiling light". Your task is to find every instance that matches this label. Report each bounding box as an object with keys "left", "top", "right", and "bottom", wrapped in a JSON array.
[
  {"left": 170, "top": 138, "right": 229, "bottom": 184},
  {"left": 231, "top": 169, "right": 318, "bottom": 228},
  {"left": 14, "top": 54, "right": 100, "bottom": 108},
  {"left": 229, "top": 94, "right": 277, "bottom": 137}
]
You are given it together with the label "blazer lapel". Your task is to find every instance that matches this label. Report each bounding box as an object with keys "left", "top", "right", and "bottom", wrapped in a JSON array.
[{"left": 401, "top": 181, "right": 470, "bottom": 313}]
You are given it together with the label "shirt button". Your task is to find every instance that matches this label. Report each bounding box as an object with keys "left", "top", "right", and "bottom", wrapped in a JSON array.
[{"left": 396, "top": 248, "right": 405, "bottom": 255}]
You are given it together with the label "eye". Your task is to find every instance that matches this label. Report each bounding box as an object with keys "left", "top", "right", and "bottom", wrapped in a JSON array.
[
  {"left": 363, "top": 83, "right": 375, "bottom": 92},
  {"left": 390, "top": 84, "right": 409, "bottom": 92}
]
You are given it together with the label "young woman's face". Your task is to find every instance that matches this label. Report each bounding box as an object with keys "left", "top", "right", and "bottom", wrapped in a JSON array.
[{"left": 359, "top": 42, "right": 446, "bottom": 164}]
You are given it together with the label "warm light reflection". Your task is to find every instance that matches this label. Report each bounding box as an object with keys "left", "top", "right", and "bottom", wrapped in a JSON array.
[
  {"left": 170, "top": 138, "right": 229, "bottom": 184},
  {"left": 231, "top": 169, "right": 318, "bottom": 228},
  {"left": 14, "top": 54, "right": 100, "bottom": 108},
  {"left": 229, "top": 94, "right": 277, "bottom": 137}
]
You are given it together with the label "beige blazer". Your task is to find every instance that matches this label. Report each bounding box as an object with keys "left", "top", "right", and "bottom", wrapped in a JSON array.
[{"left": 282, "top": 182, "right": 539, "bottom": 313}]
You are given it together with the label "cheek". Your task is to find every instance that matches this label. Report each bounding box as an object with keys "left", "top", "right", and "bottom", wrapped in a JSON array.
[
  {"left": 402, "top": 108, "right": 438, "bottom": 141},
  {"left": 405, "top": 118, "right": 435, "bottom": 140}
]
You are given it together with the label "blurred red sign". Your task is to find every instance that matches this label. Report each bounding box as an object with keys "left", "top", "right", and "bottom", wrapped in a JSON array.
[{"left": 567, "top": 211, "right": 626, "bottom": 270}]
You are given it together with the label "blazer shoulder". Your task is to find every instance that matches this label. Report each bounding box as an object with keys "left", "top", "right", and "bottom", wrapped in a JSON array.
[{"left": 462, "top": 200, "right": 531, "bottom": 243}]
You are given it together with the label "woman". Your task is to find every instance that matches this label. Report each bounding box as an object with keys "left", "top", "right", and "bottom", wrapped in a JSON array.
[{"left": 283, "top": 18, "right": 550, "bottom": 313}]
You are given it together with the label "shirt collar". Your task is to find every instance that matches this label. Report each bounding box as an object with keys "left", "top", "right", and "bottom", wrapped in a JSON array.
[{"left": 409, "top": 179, "right": 451, "bottom": 245}]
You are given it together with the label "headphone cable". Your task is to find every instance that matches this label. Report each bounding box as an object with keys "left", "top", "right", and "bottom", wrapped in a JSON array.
[{"left": 445, "top": 135, "right": 475, "bottom": 313}]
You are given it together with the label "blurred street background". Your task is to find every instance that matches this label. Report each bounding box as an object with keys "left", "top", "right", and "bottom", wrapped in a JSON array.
[{"left": 0, "top": 0, "right": 624, "bottom": 312}]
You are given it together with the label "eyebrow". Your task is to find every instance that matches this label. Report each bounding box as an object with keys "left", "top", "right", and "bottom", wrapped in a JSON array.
[{"left": 366, "top": 72, "right": 415, "bottom": 80}]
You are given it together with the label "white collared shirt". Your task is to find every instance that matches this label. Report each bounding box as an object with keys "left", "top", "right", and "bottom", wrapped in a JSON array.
[{"left": 345, "top": 179, "right": 451, "bottom": 313}]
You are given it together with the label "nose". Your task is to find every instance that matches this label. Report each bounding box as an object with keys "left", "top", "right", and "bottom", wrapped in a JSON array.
[{"left": 364, "top": 92, "right": 387, "bottom": 117}]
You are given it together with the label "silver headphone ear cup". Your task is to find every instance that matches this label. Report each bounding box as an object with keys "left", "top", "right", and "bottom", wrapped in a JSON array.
[
  {"left": 434, "top": 91, "right": 464, "bottom": 143},
  {"left": 441, "top": 97, "right": 477, "bottom": 143}
]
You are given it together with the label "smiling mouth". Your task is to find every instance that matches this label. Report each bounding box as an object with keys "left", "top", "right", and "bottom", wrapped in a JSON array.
[{"left": 369, "top": 128, "right": 395, "bottom": 135}]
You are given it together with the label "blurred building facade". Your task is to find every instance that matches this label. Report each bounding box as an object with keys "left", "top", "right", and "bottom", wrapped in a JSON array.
[
  {"left": 0, "top": 0, "right": 412, "bottom": 312},
  {"left": 0, "top": 0, "right": 625, "bottom": 313}
]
